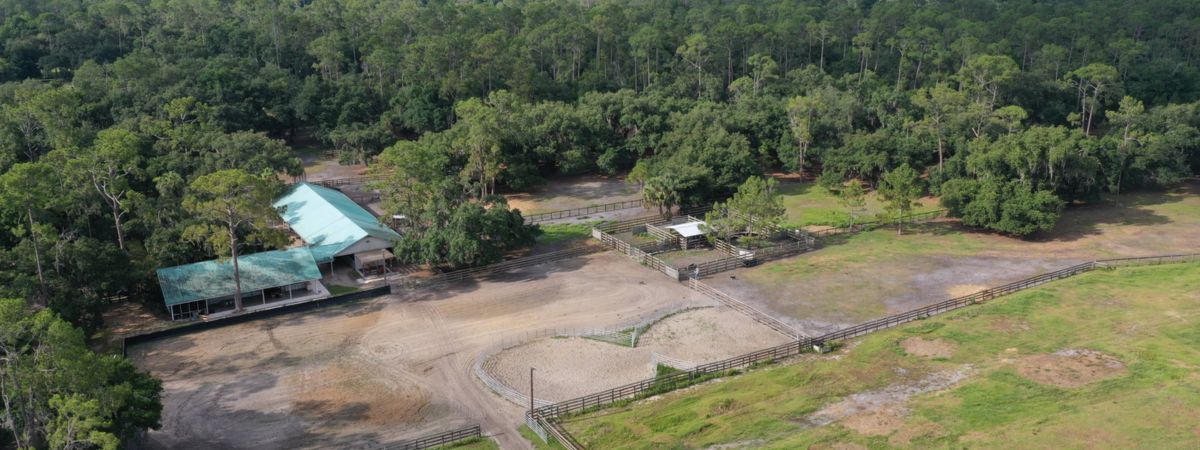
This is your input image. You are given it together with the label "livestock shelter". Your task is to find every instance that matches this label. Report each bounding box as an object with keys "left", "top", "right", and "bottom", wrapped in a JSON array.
[
  {"left": 157, "top": 247, "right": 327, "bottom": 321},
  {"left": 662, "top": 220, "right": 709, "bottom": 249},
  {"left": 274, "top": 182, "right": 402, "bottom": 275}
]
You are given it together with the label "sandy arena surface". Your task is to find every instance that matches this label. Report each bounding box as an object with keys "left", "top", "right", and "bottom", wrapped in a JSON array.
[
  {"left": 486, "top": 307, "right": 793, "bottom": 402},
  {"left": 129, "top": 252, "right": 705, "bottom": 450}
]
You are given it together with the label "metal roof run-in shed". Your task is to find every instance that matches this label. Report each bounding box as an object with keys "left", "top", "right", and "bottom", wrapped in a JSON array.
[
  {"left": 665, "top": 221, "right": 707, "bottom": 238},
  {"left": 273, "top": 182, "right": 401, "bottom": 263},
  {"left": 156, "top": 247, "right": 323, "bottom": 320}
]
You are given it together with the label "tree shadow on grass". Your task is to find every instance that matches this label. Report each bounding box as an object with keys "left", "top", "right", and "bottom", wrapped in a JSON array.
[{"left": 1029, "top": 189, "right": 1182, "bottom": 243}]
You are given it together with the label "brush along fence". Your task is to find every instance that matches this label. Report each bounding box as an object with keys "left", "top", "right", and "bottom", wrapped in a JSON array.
[
  {"left": 391, "top": 245, "right": 602, "bottom": 290},
  {"left": 526, "top": 253, "right": 1200, "bottom": 447},
  {"left": 524, "top": 199, "right": 645, "bottom": 223},
  {"left": 651, "top": 352, "right": 698, "bottom": 371}
]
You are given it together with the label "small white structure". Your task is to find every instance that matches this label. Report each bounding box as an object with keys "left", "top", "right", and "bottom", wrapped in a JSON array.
[{"left": 664, "top": 220, "right": 708, "bottom": 249}]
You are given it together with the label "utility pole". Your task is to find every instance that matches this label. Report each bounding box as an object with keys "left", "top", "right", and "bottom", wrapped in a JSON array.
[{"left": 529, "top": 367, "right": 536, "bottom": 415}]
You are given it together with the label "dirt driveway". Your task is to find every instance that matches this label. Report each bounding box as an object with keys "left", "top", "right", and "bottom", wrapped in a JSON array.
[{"left": 130, "top": 252, "right": 702, "bottom": 450}]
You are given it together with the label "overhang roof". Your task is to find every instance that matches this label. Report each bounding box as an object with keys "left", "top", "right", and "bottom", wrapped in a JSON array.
[
  {"left": 156, "top": 247, "right": 321, "bottom": 307},
  {"left": 666, "top": 221, "right": 707, "bottom": 238}
]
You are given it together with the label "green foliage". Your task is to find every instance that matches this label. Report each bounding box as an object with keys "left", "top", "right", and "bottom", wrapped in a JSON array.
[
  {"left": 182, "top": 169, "right": 287, "bottom": 312},
  {"left": 395, "top": 193, "right": 539, "bottom": 269},
  {"left": 705, "top": 176, "right": 785, "bottom": 241},
  {"left": 877, "top": 164, "right": 924, "bottom": 235},
  {"left": 0, "top": 298, "right": 162, "bottom": 449},
  {"left": 940, "top": 178, "right": 1064, "bottom": 236}
]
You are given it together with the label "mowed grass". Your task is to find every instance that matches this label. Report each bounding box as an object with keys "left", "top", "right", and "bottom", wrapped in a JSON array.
[
  {"left": 562, "top": 262, "right": 1200, "bottom": 449},
  {"left": 778, "top": 182, "right": 939, "bottom": 228}
]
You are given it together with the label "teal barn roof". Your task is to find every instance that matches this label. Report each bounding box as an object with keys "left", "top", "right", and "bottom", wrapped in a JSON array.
[
  {"left": 273, "top": 183, "right": 400, "bottom": 262},
  {"left": 156, "top": 247, "right": 321, "bottom": 307}
]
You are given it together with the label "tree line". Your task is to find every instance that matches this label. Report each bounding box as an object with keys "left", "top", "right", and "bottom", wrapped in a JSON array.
[{"left": 2, "top": 1, "right": 1200, "bottom": 446}]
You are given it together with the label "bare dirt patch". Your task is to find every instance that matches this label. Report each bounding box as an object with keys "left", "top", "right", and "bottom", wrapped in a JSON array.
[
  {"left": 505, "top": 175, "right": 639, "bottom": 215},
  {"left": 1016, "top": 349, "right": 1127, "bottom": 388},
  {"left": 900, "top": 337, "right": 955, "bottom": 359},
  {"left": 807, "top": 366, "right": 973, "bottom": 428},
  {"left": 129, "top": 252, "right": 702, "bottom": 450},
  {"left": 841, "top": 406, "right": 906, "bottom": 436},
  {"left": 946, "top": 284, "right": 988, "bottom": 298}
]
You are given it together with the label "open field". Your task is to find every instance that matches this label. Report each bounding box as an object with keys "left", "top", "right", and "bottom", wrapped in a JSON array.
[
  {"left": 128, "top": 252, "right": 706, "bottom": 450},
  {"left": 563, "top": 261, "right": 1200, "bottom": 449},
  {"left": 708, "top": 182, "right": 1200, "bottom": 336},
  {"left": 486, "top": 308, "right": 790, "bottom": 402},
  {"left": 505, "top": 175, "right": 644, "bottom": 221},
  {"left": 776, "top": 181, "right": 940, "bottom": 228}
]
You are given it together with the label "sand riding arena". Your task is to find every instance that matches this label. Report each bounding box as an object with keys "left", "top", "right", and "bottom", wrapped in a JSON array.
[{"left": 127, "top": 250, "right": 788, "bottom": 449}]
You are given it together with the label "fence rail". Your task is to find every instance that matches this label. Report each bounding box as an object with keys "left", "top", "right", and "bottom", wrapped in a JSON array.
[
  {"left": 808, "top": 209, "right": 948, "bottom": 238},
  {"left": 387, "top": 425, "right": 481, "bottom": 450},
  {"left": 528, "top": 253, "right": 1200, "bottom": 446},
  {"left": 392, "top": 245, "right": 602, "bottom": 290},
  {"left": 525, "top": 200, "right": 645, "bottom": 223},
  {"left": 689, "top": 278, "right": 801, "bottom": 339}
]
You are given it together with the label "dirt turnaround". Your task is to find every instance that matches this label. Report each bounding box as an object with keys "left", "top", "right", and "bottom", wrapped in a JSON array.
[
  {"left": 129, "top": 253, "right": 708, "bottom": 450},
  {"left": 1016, "top": 349, "right": 1127, "bottom": 388},
  {"left": 900, "top": 337, "right": 956, "bottom": 359}
]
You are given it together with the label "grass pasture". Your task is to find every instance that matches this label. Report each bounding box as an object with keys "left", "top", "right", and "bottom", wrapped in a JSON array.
[
  {"left": 776, "top": 181, "right": 940, "bottom": 228},
  {"left": 707, "top": 182, "right": 1200, "bottom": 336},
  {"left": 563, "top": 262, "right": 1200, "bottom": 449}
]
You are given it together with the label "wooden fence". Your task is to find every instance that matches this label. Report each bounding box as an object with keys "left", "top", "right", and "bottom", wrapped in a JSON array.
[
  {"left": 391, "top": 245, "right": 603, "bottom": 290},
  {"left": 689, "top": 277, "right": 800, "bottom": 339},
  {"left": 387, "top": 425, "right": 482, "bottom": 450},
  {"left": 593, "top": 228, "right": 680, "bottom": 279},
  {"left": 809, "top": 209, "right": 948, "bottom": 238},
  {"left": 527, "top": 253, "right": 1200, "bottom": 447},
  {"left": 525, "top": 199, "right": 644, "bottom": 223}
]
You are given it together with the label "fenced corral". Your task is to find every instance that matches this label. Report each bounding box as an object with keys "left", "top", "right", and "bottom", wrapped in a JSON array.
[
  {"left": 391, "top": 245, "right": 603, "bottom": 290},
  {"left": 593, "top": 226, "right": 681, "bottom": 280},
  {"left": 473, "top": 304, "right": 716, "bottom": 409},
  {"left": 524, "top": 199, "right": 645, "bottom": 223},
  {"left": 385, "top": 425, "right": 482, "bottom": 450},
  {"left": 526, "top": 253, "right": 1200, "bottom": 447},
  {"left": 689, "top": 277, "right": 800, "bottom": 340}
]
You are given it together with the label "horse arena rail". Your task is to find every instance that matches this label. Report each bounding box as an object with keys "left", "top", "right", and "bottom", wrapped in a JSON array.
[
  {"left": 386, "top": 425, "right": 482, "bottom": 450},
  {"left": 390, "top": 245, "right": 604, "bottom": 290},
  {"left": 524, "top": 199, "right": 645, "bottom": 223},
  {"left": 473, "top": 304, "right": 717, "bottom": 409},
  {"left": 525, "top": 253, "right": 1200, "bottom": 447}
]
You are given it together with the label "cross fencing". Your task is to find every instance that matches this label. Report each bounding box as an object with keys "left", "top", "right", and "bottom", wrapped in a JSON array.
[
  {"left": 391, "top": 245, "right": 603, "bottom": 290},
  {"left": 525, "top": 199, "right": 645, "bottom": 223},
  {"left": 688, "top": 277, "right": 801, "bottom": 340},
  {"left": 385, "top": 425, "right": 482, "bottom": 450},
  {"left": 593, "top": 227, "right": 681, "bottom": 279},
  {"left": 526, "top": 252, "right": 1200, "bottom": 447}
]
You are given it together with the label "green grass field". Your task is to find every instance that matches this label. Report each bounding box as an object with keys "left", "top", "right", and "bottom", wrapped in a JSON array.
[
  {"left": 778, "top": 182, "right": 940, "bottom": 228},
  {"left": 562, "top": 262, "right": 1200, "bottom": 449}
]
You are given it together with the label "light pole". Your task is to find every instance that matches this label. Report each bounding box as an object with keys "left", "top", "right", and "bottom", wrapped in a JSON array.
[{"left": 529, "top": 367, "right": 536, "bottom": 415}]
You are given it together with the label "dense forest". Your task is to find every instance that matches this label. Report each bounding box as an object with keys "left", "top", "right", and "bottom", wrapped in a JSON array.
[{"left": 2, "top": 0, "right": 1200, "bottom": 446}]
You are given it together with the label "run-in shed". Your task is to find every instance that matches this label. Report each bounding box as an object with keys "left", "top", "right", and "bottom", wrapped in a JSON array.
[{"left": 156, "top": 247, "right": 325, "bottom": 320}]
